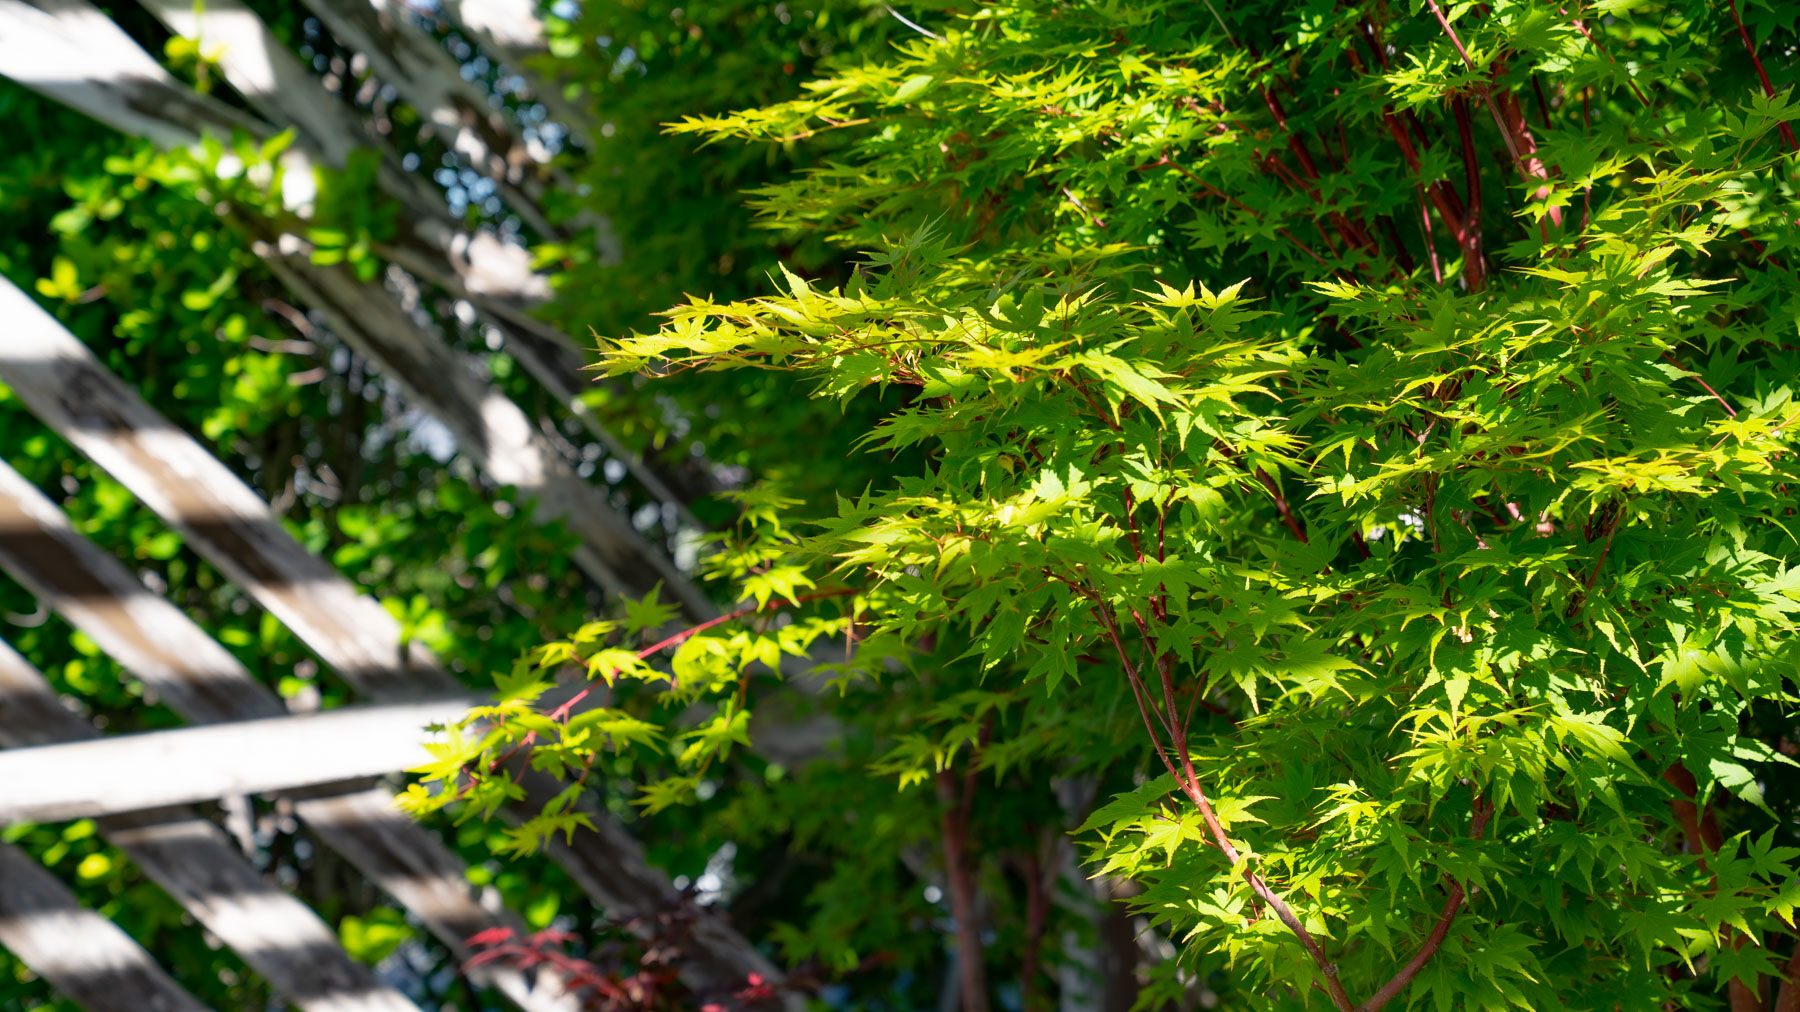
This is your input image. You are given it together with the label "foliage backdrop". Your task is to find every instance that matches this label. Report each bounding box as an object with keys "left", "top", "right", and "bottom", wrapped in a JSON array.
[{"left": 5, "top": 0, "right": 1800, "bottom": 1011}]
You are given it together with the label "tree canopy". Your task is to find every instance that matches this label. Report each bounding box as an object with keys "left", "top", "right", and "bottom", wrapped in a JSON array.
[{"left": 4, "top": 0, "right": 1800, "bottom": 1011}]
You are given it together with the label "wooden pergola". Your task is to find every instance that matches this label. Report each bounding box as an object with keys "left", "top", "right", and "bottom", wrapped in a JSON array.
[{"left": 0, "top": 284, "right": 788, "bottom": 1011}]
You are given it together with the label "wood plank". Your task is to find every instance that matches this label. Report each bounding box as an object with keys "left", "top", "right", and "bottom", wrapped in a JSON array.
[
  {"left": 249, "top": 250, "right": 696, "bottom": 609},
  {"left": 0, "top": 20, "right": 708, "bottom": 616},
  {"left": 136, "top": 0, "right": 370, "bottom": 169},
  {"left": 0, "top": 842, "right": 211, "bottom": 1012},
  {"left": 0, "top": 286, "right": 790, "bottom": 996},
  {"left": 0, "top": 463, "right": 578, "bottom": 1012},
  {"left": 0, "top": 0, "right": 263, "bottom": 153},
  {"left": 437, "top": 0, "right": 594, "bottom": 143},
  {"left": 0, "top": 277, "right": 453, "bottom": 699},
  {"left": 0, "top": 640, "right": 424, "bottom": 1012},
  {"left": 0, "top": 696, "right": 477, "bottom": 824},
  {"left": 276, "top": 0, "right": 559, "bottom": 234}
]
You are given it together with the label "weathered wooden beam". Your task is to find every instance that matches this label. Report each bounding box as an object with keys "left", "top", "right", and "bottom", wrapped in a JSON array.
[
  {"left": 135, "top": 0, "right": 368, "bottom": 169},
  {"left": 0, "top": 697, "right": 476, "bottom": 824},
  {"left": 6, "top": 0, "right": 690, "bottom": 534},
  {"left": 0, "top": 0, "right": 332, "bottom": 216},
  {"left": 0, "top": 279, "right": 790, "bottom": 1003},
  {"left": 0, "top": 641, "right": 426, "bottom": 1012},
  {"left": 0, "top": 462, "right": 579, "bottom": 1012},
  {"left": 0, "top": 4, "right": 708, "bottom": 614},
  {"left": 0, "top": 0, "right": 285, "bottom": 179},
  {"left": 246, "top": 251, "right": 709, "bottom": 612},
  {"left": 437, "top": 0, "right": 593, "bottom": 143},
  {"left": 280, "top": 0, "right": 560, "bottom": 232},
  {"left": 0, "top": 842, "right": 211, "bottom": 1012},
  {"left": 0, "top": 279, "right": 454, "bottom": 699}
]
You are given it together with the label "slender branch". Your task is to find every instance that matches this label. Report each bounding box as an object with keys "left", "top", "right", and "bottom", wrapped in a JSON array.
[
  {"left": 1490, "top": 78, "right": 1564, "bottom": 228},
  {"left": 1086, "top": 587, "right": 1354, "bottom": 1012},
  {"left": 884, "top": 3, "right": 943, "bottom": 41},
  {"left": 1567, "top": 503, "right": 1622, "bottom": 619},
  {"left": 1154, "top": 154, "right": 1334, "bottom": 267},
  {"left": 937, "top": 724, "right": 992, "bottom": 1012},
  {"left": 1417, "top": 183, "right": 1445, "bottom": 283},
  {"left": 1726, "top": 0, "right": 1800, "bottom": 154},
  {"left": 1162, "top": 709, "right": 1356, "bottom": 1012},
  {"left": 1422, "top": 1, "right": 1525, "bottom": 168},
  {"left": 1356, "top": 19, "right": 1470, "bottom": 269},
  {"left": 1061, "top": 186, "right": 1107, "bottom": 230},
  {"left": 1357, "top": 799, "right": 1492, "bottom": 1011},
  {"left": 1451, "top": 97, "right": 1487, "bottom": 291},
  {"left": 1666, "top": 764, "right": 1766, "bottom": 1012},
  {"left": 1092, "top": 593, "right": 1182, "bottom": 744},
  {"left": 1256, "top": 467, "right": 1309, "bottom": 542},
  {"left": 633, "top": 588, "right": 860, "bottom": 667},
  {"left": 1663, "top": 353, "right": 1738, "bottom": 418}
]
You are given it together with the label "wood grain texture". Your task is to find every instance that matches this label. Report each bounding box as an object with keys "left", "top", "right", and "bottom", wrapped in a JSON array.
[
  {"left": 0, "top": 640, "right": 422, "bottom": 1012},
  {"left": 0, "top": 696, "right": 477, "bottom": 824},
  {"left": 0, "top": 463, "right": 577, "bottom": 1012},
  {"left": 0, "top": 281, "right": 784, "bottom": 1001},
  {"left": 0, "top": 843, "right": 211, "bottom": 1012},
  {"left": 0, "top": 26, "right": 702, "bottom": 612}
]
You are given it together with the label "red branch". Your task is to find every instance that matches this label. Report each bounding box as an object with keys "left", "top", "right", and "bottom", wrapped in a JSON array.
[
  {"left": 633, "top": 587, "right": 859, "bottom": 670},
  {"left": 1451, "top": 97, "right": 1487, "bottom": 291},
  {"left": 1078, "top": 590, "right": 1356, "bottom": 1011},
  {"left": 1425, "top": 1, "right": 1566, "bottom": 228},
  {"left": 1727, "top": 0, "right": 1800, "bottom": 154},
  {"left": 1355, "top": 19, "right": 1467, "bottom": 281},
  {"left": 1666, "top": 765, "right": 1766, "bottom": 1012},
  {"left": 1356, "top": 799, "right": 1492, "bottom": 1012},
  {"left": 937, "top": 725, "right": 992, "bottom": 1012},
  {"left": 1662, "top": 353, "right": 1738, "bottom": 418},
  {"left": 1256, "top": 468, "right": 1309, "bottom": 542}
]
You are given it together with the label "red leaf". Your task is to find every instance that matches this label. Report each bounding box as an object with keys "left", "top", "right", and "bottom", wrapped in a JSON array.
[{"left": 465, "top": 927, "right": 515, "bottom": 948}]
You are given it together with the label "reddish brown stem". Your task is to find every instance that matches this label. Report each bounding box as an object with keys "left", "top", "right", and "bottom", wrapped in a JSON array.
[
  {"left": 1360, "top": 21, "right": 1468, "bottom": 249},
  {"left": 1085, "top": 598, "right": 1354, "bottom": 1011},
  {"left": 1164, "top": 708, "right": 1354, "bottom": 1011},
  {"left": 1020, "top": 844, "right": 1050, "bottom": 1011},
  {"left": 1727, "top": 0, "right": 1800, "bottom": 154},
  {"left": 1774, "top": 941, "right": 1800, "bottom": 1012},
  {"left": 1357, "top": 800, "right": 1492, "bottom": 1011},
  {"left": 938, "top": 753, "right": 990, "bottom": 1012},
  {"left": 1665, "top": 765, "right": 1766, "bottom": 1012},
  {"left": 1256, "top": 467, "right": 1309, "bottom": 542},
  {"left": 1161, "top": 158, "right": 1333, "bottom": 267},
  {"left": 1452, "top": 97, "right": 1487, "bottom": 291},
  {"left": 1531, "top": 74, "right": 1554, "bottom": 130},
  {"left": 1416, "top": 183, "right": 1445, "bottom": 283},
  {"left": 1425, "top": 0, "right": 1567, "bottom": 228},
  {"left": 1259, "top": 77, "right": 1390, "bottom": 268},
  {"left": 1491, "top": 77, "right": 1565, "bottom": 227},
  {"left": 633, "top": 587, "right": 859, "bottom": 670},
  {"left": 1663, "top": 353, "right": 1738, "bottom": 417},
  {"left": 1581, "top": 90, "right": 1593, "bottom": 232}
]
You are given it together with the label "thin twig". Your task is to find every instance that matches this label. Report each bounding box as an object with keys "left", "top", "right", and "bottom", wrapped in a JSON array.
[
  {"left": 1061, "top": 186, "right": 1107, "bottom": 230},
  {"left": 1357, "top": 799, "right": 1492, "bottom": 1011},
  {"left": 1451, "top": 97, "right": 1487, "bottom": 291},
  {"left": 1726, "top": 0, "right": 1800, "bottom": 153},
  {"left": 1662, "top": 353, "right": 1738, "bottom": 418},
  {"left": 1084, "top": 587, "right": 1355, "bottom": 1012},
  {"left": 884, "top": 4, "right": 943, "bottom": 41}
]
